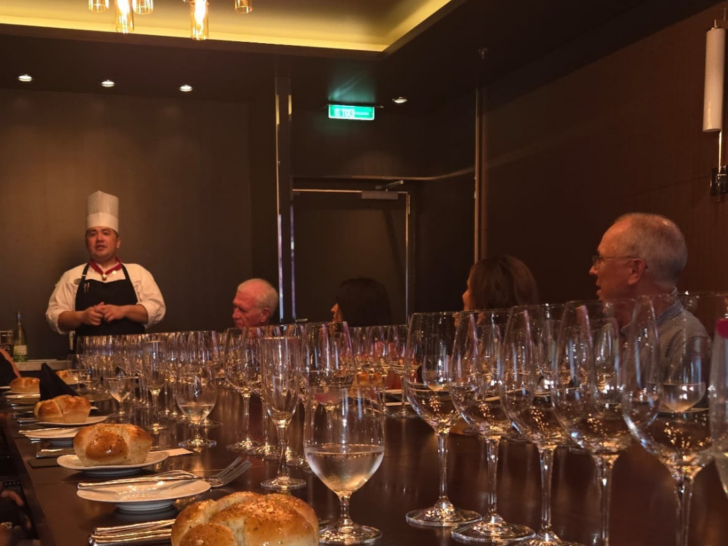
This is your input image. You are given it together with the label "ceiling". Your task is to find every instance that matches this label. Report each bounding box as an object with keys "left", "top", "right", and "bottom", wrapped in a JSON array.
[
  {"left": 0, "top": 0, "right": 457, "bottom": 52},
  {"left": 0, "top": 0, "right": 723, "bottom": 113}
]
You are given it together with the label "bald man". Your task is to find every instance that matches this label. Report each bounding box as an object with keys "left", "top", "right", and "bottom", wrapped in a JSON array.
[{"left": 232, "top": 279, "right": 278, "bottom": 328}]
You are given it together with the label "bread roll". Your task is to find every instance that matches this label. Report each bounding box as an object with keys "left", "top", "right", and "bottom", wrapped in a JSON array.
[
  {"left": 33, "top": 395, "right": 91, "bottom": 423},
  {"left": 172, "top": 492, "right": 318, "bottom": 546},
  {"left": 55, "top": 369, "right": 76, "bottom": 384},
  {"left": 73, "top": 424, "right": 152, "bottom": 466},
  {"left": 9, "top": 377, "right": 40, "bottom": 394}
]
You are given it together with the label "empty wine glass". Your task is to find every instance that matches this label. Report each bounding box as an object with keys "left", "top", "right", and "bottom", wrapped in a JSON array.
[
  {"left": 142, "top": 339, "right": 168, "bottom": 433},
  {"left": 450, "top": 310, "right": 534, "bottom": 543},
  {"left": 383, "top": 324, "right": 415, "bottom": 418},
  {"left": 709, "top": 298, "right": 728, "bottom": 500},
  {"left": 103, "top": 367, "right": 135, "bottom": 423},
  {"left": 553, "top": 300, "right": 634, "bottom": 546},
  {"left": 260, "top": 325, "right": 306, "bottom": 491},
  {"left": 402, "top": 312, "right": 481, "bottom": 527},
  {"left": 224, "top": 327, "right": 261, "bottom": 453},
  {"left": 499, "top": 305, "right": 582, "bottom": 546},
  {"left": 305, "top": 383, "right": 385, "bottom": 544},
  {"left": 176, "top": 364, "right": 218, "bottom": 449},
  {"left": 623, "top": 293, "right": 717, "bottom": 546}
]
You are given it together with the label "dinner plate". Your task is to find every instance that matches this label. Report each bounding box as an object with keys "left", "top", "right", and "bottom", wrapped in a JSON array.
[
  {"left": 77, "top": 477, "right": 210, "bottom": 512},
  {"left": 58, "top": 451, "right": 169, "bottom": 477},
  {"left": 36, "top": 415, "right": 108, "bottom": 427},
  {"left": 5, "top": 393, "right": 40, "bottom": 400},
  {"left": 0, "top": 386, "right": 10, "bottom": 390},
  {"left": 20, "top": 427, "right": 81, "bottom": 445}
]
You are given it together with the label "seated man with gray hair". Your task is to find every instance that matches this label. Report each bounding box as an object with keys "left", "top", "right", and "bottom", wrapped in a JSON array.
[
  {"left": 232, "top": 279, "right": 278, "bottom": 328},
  {"left": 589, "top": 212, "right": 706, "bottom": 363}
]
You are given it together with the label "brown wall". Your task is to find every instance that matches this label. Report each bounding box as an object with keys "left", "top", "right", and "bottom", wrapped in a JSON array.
[
  {"left": 0, "top": 89, "right": 252, "bottom": 358},
  {"left": 481, "top": 2, "right": 728, "bottom": 304}
]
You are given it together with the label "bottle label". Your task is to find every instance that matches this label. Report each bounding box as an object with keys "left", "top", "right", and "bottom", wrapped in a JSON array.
[{"left": 13, "top": 345, "right": 27, "bottom": 357}]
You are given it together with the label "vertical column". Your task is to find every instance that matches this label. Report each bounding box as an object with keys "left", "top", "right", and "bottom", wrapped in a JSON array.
[{"left": 275, "top": 75, "right": 294, "bottom": 322}]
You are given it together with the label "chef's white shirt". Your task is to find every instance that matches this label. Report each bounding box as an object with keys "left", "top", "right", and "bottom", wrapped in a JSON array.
[{"left": 45, "top": 263, "right": 166, "bottom": 334}]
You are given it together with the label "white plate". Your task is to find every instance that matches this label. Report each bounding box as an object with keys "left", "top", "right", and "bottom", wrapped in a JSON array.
[
  {"left": 36, "top": 415, "right": 108, "bottom": 427},
  {"left": 77, "top": 477, "right": 210, "bottom": 513},
  {"left": 5, "top": 393, "right": 40, "bottom": 400},
  {"left": 21, "top": 428, "right": 82, "bottom": 442},
  {"left": 58, "top": 451, "right": 169, "bottom": 477},
  {"left": 0, "top": 386, "right": 10, "bottom": 390}
]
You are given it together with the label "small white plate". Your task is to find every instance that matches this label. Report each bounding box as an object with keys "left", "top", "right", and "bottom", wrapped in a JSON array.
[
  {"left": 77, "top": 477, "right": 210, "bottom": 513},
  {"left": 5, "top": 393, "right": 40, "bottom": 400},
  {"left": 0, "top": 386, "right": 11, "bottom": 390},
  {"left": 21, "top": 428, "right": 82, "bottom": 443},
  {"left": 36, "top": 415, "right": 108, "bottom": 427},
  {"left": 58, "top": 451, "right": 169, "bottom": 477}
]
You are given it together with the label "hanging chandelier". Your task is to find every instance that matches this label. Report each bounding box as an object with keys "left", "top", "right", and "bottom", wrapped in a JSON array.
[{"left": 90, "top": 0, "right": 254, "bottom": 39}]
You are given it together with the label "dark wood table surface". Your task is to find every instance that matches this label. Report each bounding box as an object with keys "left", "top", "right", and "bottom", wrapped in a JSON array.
[{"left": 3, "top": 388, "right": 728, "bottom": 546}]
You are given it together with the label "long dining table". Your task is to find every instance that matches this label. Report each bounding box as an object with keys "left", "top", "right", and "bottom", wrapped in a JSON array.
[{"left": 3, "top": 387, "right": 728, "bottom": 546}]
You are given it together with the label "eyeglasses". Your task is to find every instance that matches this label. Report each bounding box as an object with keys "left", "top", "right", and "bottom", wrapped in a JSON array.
[{"left": 591, "top": 255, "right": 645, "bottom": 269}]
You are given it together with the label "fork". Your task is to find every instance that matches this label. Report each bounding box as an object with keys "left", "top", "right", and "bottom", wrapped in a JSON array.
[{"left": 78, "top": 457, "right": 251, "bottom": 489}]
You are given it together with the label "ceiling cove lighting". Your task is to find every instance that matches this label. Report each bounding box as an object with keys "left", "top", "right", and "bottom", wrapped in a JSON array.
[
  {"left": 89, "top": 0, "right": 109, "bottom": 13},
  {"left": 101, "top": 80, "right": 115, "bottom": 88},
  {"left": 133, "top": 0, "right": 154, "bottom": 15},
  {"left": 180, "top": 84, "right": 193, "bottom": 93},
  {"left": 114, "top": 0, "right": 135, "bottom": 34},
  {"left": 234, "top": 0, "right": 253, "bottom": 13},
  {"left": 18, "top": 74, "right": 32, "bottom": 83}
]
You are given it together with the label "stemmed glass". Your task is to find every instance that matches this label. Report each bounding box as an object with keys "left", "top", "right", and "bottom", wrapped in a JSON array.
[
  {"left": 384, "top": 324, "right": 415, "bottom": 418},
  {"left": 103, "top": 365, "right": 135, "bottom": 423},
  {"left": 709, "top": 299, "right": 728, "bottom": 499},
  {"left": 176, "top": 364, "right": 218, "bottom": 449},
  {"left": 188, "top": 331, "right": 223, "bottom": 428},
  {"left": 499, "top": 305, "right": 581, "bottom": 546},
  {"left": 305, "top": 383, "right": 385, "bottom": 544},
  {"left": 553, "top": 300, "right": 634, "bottom": 546},
  {"left": 260, "top": 325, "right": 306, "bottom": 491},
  {"left": 141, "top": 339, "right": 167, "bottom": 433},
  {"left": 450, "top": 310, "right": 534, "bottom": 543},
  {"left": 622, "top": 293, "right": 717, "bottom": 546},
  {"left": 224, "top": 327, "right": 261, "bottom": 453},
  {"left": 402, "top": 312, "right": 481, "bottom": 527}
]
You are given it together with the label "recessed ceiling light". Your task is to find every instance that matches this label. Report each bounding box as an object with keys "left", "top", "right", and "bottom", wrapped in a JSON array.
[
  {"left": 392, "top": 96, "right": 408, "bottom": 105},
  {"left": 101, "top": 80, "right": 115, "bottom": 88},
  {"left": 180, "top": 84, "right": 193, "bottom": 93},
  {"left": 18, "top": 74, "right": 32, "bottom": 83}
]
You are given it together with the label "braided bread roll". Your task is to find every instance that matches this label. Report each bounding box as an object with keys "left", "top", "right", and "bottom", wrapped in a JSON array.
[{"left": 172, "top": 492, "right": 318, "bottom": 546}]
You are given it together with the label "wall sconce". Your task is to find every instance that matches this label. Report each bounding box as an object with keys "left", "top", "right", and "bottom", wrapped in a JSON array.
[
  {"left": 704, "top": 16, "right": 728, "bottom": 199},
  {"left": 190, "top": 1, "right": 209, "bottom": 41}
]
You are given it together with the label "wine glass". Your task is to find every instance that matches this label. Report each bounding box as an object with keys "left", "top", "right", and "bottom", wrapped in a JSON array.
[
  {"left": 553, "top": 300, "right": 634, "bottom": 546},
  {"left": 402, "top": 312, "right": 481, "bottom": 527},
  {"left": 305, "top": 383, "right": 385, "bottom": 544},
  {"left": 224, "top": 327, "right": 261, "bottom": 453},
  {"left": 623, "top": 293, "right": 717, "bottom": 546},
  {"left": 260, "top": 325, "right": 306, "bottom": 491},
  {"left": 384, "top": 324, "right": 415, "bottom": 418},
  {"left": 450, "top": 310, "right": 534, "bottom": 543},
  {"left": 709, "top": 298, "right": 728, "bottom": 499},
  {"left": 176, "top": 364, "right": 218, "bottom": 449},
  {"left": 141, "top": 339, "right": 167, "bottom": 433},
  {"left": 301, "top": 321, "right": 355, "bottom": 395},
  {"left": 499, "top": 305, "right": 582, "bottom": 546},
  {"left": 103, "top": 365, "right": 135, "bottom": 423},
  {"left": 188, "top": 331, "right": 223, "bottom": 428}
]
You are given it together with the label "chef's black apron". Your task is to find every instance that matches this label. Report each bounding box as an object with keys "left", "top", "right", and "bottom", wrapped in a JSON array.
[{"left": 74, "top": 263, "right": 146, "bottom": 338}]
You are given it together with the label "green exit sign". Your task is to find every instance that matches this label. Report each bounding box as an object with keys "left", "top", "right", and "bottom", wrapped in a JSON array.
[{"left": 328, "top": 104, "right": 375, "bottom": 121}]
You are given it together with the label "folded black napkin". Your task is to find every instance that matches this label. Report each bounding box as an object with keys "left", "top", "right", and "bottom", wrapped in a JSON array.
[{"left": 39, "top": 363, "right": 77, "bottom": 401}]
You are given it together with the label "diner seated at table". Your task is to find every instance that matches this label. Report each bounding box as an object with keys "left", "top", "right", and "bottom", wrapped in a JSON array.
[
  {"left": 232, "top": 279, "right": 278, "bottom": 328},
  {"left": 330, "top": 278, "right": 392, "bottom": 327},
  {"left": 589, "top": 212, "right": 707, "bottom": 361},
  {"left": 462, "top": 255, "right": 539, "bottom": 311}
]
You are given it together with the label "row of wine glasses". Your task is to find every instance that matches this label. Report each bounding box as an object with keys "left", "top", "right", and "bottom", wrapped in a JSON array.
[{"left": 403, "top": 292, "right": 727, "bottom": 546}]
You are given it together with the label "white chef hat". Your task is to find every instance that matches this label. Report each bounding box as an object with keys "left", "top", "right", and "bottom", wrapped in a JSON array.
[{"left": 86, "top": 191, "right": 119, "bottom": 232}]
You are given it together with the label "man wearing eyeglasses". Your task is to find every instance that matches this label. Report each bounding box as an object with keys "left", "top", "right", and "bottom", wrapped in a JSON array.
[{"left": 590, "top": 213, "right": 706, "bottom": 363}]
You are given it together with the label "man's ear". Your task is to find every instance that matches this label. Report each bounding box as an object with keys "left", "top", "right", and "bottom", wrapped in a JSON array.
[
  {"left": 627, "top": 259, "right": 647, "bottom": 286},
  {"left": 260, "top": 308, "right": 271, "bottom": 323}
]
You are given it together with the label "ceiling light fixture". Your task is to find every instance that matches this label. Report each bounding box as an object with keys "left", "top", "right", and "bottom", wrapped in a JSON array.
[
  {"left": 190, "top": 1, "right": 209, "bottom": 41},
  {"left": 180, "top": 84, "right": 193, "bottom": 93},
  {"left": 234, "top": 0, "right": 253, "bottom": 13},
  {"left": 114, "top": 0, "right": 135, "bottom": 33},
  {"left": 89, "top": 0, "right": 109, "bottom": 13},
  {"left": 18, "top": 74, "right": 32, "bottom": 83},
  {"left": 102, "top": 80, "right": 115, "bottom": 88},
  {"left": 392, "top": 97, "right": 408, "bottom": 105},
  {"left": 134, "top": 0, "right": 153, "bottom": 15}
]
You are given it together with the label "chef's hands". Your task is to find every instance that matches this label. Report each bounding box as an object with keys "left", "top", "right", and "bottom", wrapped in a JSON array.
[{"left": 81, "top": 303, "right": 126, "bottom": 324}]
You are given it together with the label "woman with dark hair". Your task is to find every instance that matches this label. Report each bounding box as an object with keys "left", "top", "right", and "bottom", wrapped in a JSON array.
[
  {"left": 462, "top": 255, "right": 539, "bottom": 310},
  {"left": 331, "top": 278, "right": 392, "bottom": 327}
]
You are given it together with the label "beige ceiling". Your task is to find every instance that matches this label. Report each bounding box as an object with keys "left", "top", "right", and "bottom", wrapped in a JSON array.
[{"left": 0, "top": 0, "right": 456, "bottom": 52}]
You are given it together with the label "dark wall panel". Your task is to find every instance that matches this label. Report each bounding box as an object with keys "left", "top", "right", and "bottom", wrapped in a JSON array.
[
  {"left": 481, "top": 2, "right": 728, "bottom": 304},
  {"left": 0, "top": 89, "right": 251, "bottom": 358}
]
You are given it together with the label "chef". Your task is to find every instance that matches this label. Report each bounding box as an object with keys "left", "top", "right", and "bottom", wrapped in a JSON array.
[{"left": 46, "top": 191, "right": 165, "bottom": 337}]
